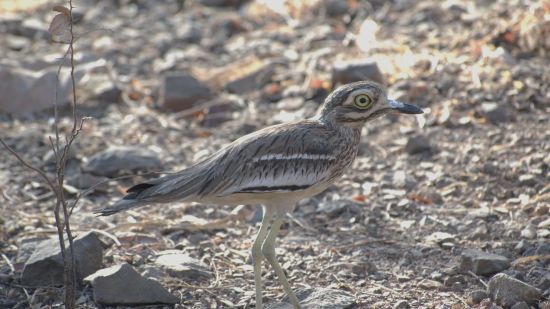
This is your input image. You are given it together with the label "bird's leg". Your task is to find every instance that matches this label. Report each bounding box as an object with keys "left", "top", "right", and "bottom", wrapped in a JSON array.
[
  {"left": 252, "top": 207, "right": 273, "bottom": 309},
  {"left": 261, "top": 217, "right": 301, "bottom": 309}
]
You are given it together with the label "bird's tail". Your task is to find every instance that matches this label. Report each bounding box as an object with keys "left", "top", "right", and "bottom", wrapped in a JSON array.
[
  {"left": 94, "top": 168, "right": 206, "bottom": 216},
  {"left": 94, "top": 198, "right": 146, "bottom": 216}
]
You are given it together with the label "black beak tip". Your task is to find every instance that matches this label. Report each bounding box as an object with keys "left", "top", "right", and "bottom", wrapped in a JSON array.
[
  {"left": 389, "top": 100, "right": 424, "bottom": 115},
  {"left": 403, "top": 105, "right": 424, "bottom": 114}
]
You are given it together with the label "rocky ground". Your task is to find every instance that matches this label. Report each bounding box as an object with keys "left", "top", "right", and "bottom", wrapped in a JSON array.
[{"left": 0, "top": 0, "right": 549, "bottom": 308}]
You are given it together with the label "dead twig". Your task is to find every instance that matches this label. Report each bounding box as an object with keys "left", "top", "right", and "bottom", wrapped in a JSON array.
[
  {"left": 467, "top": 271, "right": 488, "bottom": 289},
  {"left": 1, "top": 253, "right": 15, "bottom": 273}
]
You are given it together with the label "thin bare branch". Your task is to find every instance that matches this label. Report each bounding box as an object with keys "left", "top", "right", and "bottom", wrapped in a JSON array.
[{"left": 0, "top": 138, "right": 57, "bottom": 193}]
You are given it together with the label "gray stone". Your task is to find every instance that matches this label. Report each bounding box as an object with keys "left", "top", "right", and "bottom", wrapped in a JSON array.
[
  {"left": 518, "top": 174, "right": 538, "bottom": 186},
  {"left": 511, "top": 301, "right": 530, "bottom": 309},
  {"left": 266, "top": 287, "right": 355, "bottom": 309},
  {"left": 418, "top": 279, "right": 442, "bottom": 289},
  {"left": 460, "top": 249, "right": 510, "bottom": 276},
  {"left": 160, "top": 72, "right": 213, "bottom": 112},
  {"left": 21, "top": 232, "right": 103, "bottom": 286},
  {"left": 0, "top": 61, "right": 102, "bottom": 115},
  {"left": 488, "top": 273, "right": 541, "bottom": 307},
  {"left": 154, "top": 250, "right": 212, "bottom": 280},
  {"left": 535, "top": 243, "right": 550, "bottom": 255},
  {"left": 6, "top": 34, "right": 30, "bottom": 51},
  {"left": 391, "top": 170, "right": 416, "bottom": 190},
  {"left": 405, "top": 135, "right": 431, "bottom": 154},
  {"left": 325, "top": 0, "right": 349, "bottom": 17},
  {"left": 85, "top": 263, "right": 178, "bottom": 305},
  {"left": 331, "top": 59, "right": 385, "bottom": 86},
  {"left": 224, "top": 62, "right": 275, "bottom": 94},
  {"left": 514, "top": 239, "right": 531, "bottom": 254},
  {"left": 468, "top": 289, "right": 489, "bottom": 304},
  {"left": 140, "top": 265, "right": 167, "bottom": 281},
  {"left": 198, "top": 0, "right": 244, "bottom": 7},
  {"left": 393, "top": 300, "right": 410, "bottom": 309},
  {"left": 87, "top": 75, "right": 121, "bottom": 102},
  {"left": 427, "top": 231, "right": 455, "bottom": 244},
  {"left": 317, "top": 199, "right": 360, "bottom": 218},
  {"left": 19, "top": 18, "right": 49, "bottom": 39},
  {"left": 481, "top": 102, "right": 512, "bottom": 125},
  {"left": 83, "top": 146, "right": 162, "bottom": 177},
  {"left": 67, "top": 173, "right": 109, "bottom": 190}
]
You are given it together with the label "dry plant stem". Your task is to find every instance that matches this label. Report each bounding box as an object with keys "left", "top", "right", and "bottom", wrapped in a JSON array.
[
  {"left": 0, "top": 0, "right": 82, "bottom": 307},
  {"left": 54, "top": 1, "right": 78, "bottom": 307}
]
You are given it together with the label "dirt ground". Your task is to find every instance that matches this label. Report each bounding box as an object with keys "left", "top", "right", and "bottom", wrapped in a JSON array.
[{"left": 0, "top": 0, "right": 549, "bottom": 308}]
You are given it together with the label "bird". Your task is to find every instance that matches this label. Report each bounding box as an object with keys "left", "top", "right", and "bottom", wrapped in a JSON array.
[{"left": 95, "top": 81, "right": 423, "bottom": 309}]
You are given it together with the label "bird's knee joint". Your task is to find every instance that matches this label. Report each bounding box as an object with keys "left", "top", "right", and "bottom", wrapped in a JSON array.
[
  {"left": 261, "top": 243, "right": 275, "bottom": 261},
  {"left": 252, "top": 243, "right": 262, "bottom": 261}
]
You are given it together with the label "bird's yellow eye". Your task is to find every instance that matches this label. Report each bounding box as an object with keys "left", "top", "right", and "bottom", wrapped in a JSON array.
[{"left": 353, "top": 94, "right": 373, "bottom": 109}]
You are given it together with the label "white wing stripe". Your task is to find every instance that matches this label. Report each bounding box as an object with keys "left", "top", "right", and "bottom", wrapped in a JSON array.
[{"left": 252, "top": 153, "right": 336, "bottom": 163}]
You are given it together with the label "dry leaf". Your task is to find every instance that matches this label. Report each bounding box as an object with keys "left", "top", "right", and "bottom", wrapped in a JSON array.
[
  {"left": 52, "top": 5, "right": 70, "bottom": 17},
  {"left": 511, "top": 255, "right": 550, "bottom": 267},
  {"left": 351, "top": 194, "right": 369, "bottom": 202},
  {"left": 48, "top": 13, "right": 70, "bottom": 37},
  {"left": 408, "top": 194, "right": 433, "bottom": 205}
]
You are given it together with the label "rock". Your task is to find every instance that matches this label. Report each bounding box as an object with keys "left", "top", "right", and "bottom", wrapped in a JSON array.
[
  {"left": 427, "top": 231, "right": 455, "bottom": 244},
  {"left": 534, "top": 205, "right": 549, "bottom": 216},
  {"left": 21, "top": 231, "right": 103, "bottom": 286},
  {"left": 140, "top": 265, "right": 167, "bottom": 281},
  {"left": 391, "top": 170, "right": 416, "bottom": 189},
  {"left": 460, "top": 249, "right": 510, "bottom": 276},
  {"left": 535, "top": 243, "right": 550, "bottom": 255},
  {"left": 160, "top": 72, "right": 213, "bottom": 112},
  {"left": 85, "top": 263, "right": 178, "bottom": 305},
  {"left": 487, "top": 273, "right": 541, "bottom": 307},
  {"left": 418, "top": 279, "right": 442, "bottom": 290},
  {"left": 393, "top": 300, "right": 410, "bottom": 309},
  {"left": 6, "top": 34, "right": 30, "bottom": 51},
  {"left": 511, "top": 301, "right": 530, "bottom": 309},
  {"left": 67, "top": 173, "right": 109, "bottom": 190},
  {"left": 224, "top": 61, "right": 275, "bottom": 94},
  {"left": 331, "top": 59, "right": 385, "bottom": 86},
  {"left": 468, "top": 290, "right": 489, "bottom": 305},
  {"left": 86, "top": 75, "right": 121, "bottom": 103},
  {"left": 514, "top": 239, "right": 531, "bottom": 254},
  {"left": 520, "top": 225, "right": 536, "bottom": 239},
  {"left": 481, "top": 102, "right": 511, "bottom": 125},
  {"left": 19, "top": 18, "right": 49, "bottom": 39},
  {"left": 154, "top": 250, "right": 212, "bottom": 280},
  {"left": 317, "top": 199, "right": 361, "bottom": 218},
  {"left": 175, "top": 22, "right": 202, "bottom": 43},
  {"left": 405, "top": 135, "right": 431, "bottom": 154},
  {"left": 0, "top": 61, "right": 102, "bottom": 115},
  {"left": 518, "top": 174, "right": 538, "bottom": 186},
  {"left": 15, "top": 239, "right": 43, "bottom": 269},
  {"left": 538, "top": 218, "right": 550, "bottom": 228},
  {"left": 266, "top": 288, "right": 355, "bottom": 309},
  {"left": 325, "top": 0, "right": 349, "bottom": 17},
  {"left": 83, "top": 146, "right": 162, "bottom": 177},
  {"left": 198, "top": 0, "right": 244, "bottom": 7}
]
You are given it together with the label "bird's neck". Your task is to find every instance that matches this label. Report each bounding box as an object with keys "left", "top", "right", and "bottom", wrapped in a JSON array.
[{"left": 314, "top": 113, "right": 365, "bottom": 135}]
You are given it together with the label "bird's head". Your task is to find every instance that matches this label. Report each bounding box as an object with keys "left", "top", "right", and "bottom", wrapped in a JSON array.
[{"left": 317, "top": 81, "right": 423, "bottom": 127}]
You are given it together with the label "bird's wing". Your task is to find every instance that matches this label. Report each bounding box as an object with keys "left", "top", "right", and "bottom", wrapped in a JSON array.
[{"left": 193, "top": 120, "right": 338, "bottom": 197}]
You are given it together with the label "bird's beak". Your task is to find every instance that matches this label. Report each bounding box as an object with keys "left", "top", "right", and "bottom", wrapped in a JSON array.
[{"left": 388, "top": 99, "right": 424, "bottom": 114}]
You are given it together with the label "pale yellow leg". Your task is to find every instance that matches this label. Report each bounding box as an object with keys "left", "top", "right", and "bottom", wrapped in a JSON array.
[
  {"left": 261, "top": 217, "right": 301, "bottom": 309},
  {"left": 252, "top": 207, "right": 273, "bottom": 309}
]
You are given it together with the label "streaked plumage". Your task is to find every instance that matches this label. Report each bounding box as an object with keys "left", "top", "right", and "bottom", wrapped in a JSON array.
[{"left": 96, "top": 81, "right": 423, "bottom": 309}]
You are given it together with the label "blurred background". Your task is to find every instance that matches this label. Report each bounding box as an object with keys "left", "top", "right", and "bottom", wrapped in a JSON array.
[{"left": 0, "top": 0, "right": 549, "bottom": 308}]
